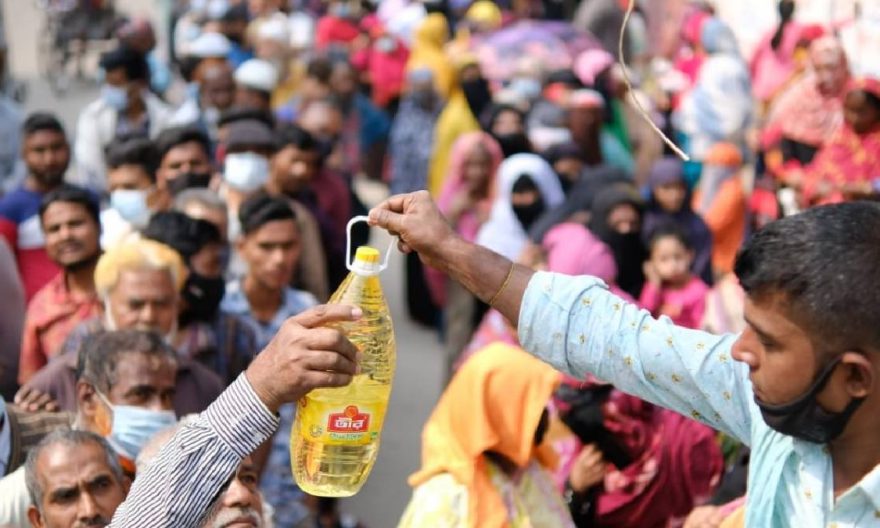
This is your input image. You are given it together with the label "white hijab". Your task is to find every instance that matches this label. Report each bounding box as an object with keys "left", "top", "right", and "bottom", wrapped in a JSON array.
[{"left": 476, "top": 153, "right": 565, "bottom": 260}]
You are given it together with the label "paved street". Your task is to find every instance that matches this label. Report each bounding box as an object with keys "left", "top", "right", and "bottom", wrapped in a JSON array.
[{"left": 3, "top": 2, "right": 447, "bottom": 526}]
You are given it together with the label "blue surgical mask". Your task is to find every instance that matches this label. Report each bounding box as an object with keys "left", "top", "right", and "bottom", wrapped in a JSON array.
[
  {"left": 223, "top": 152, "right": 269, "bottom": 193},
  {"left": 97, "top": 391, "right": 177, "bottom": 461},
  {"left": 509, "top": 77, "right": 543, "bottom": 101},
  {"left": 101, "top": 84, "right": 129, "bottom": 111},
  {"left": 110, "top": 189, "right": 152, "bottom": 228}
]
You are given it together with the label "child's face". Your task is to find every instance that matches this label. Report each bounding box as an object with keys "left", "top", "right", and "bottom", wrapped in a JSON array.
[
  {"left": 651, "top": 236, "right": 692, "bottom": 283},
  {"left": 653, "top": 181, "right": 687, "bottom": 213}
]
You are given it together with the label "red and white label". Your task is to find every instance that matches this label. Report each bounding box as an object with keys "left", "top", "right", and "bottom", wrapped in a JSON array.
[{"left": 327, "top": 405, "right": 371, "bottom": 433}]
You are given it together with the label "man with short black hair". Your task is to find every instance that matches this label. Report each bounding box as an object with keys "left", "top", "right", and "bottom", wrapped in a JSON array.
[
  {"left": 143, "top": 211, "right": 258, "bottom": 384},
  {"left": 19, "top": 185, "right": 102, "bottom": 384},
  {"left": 155, "top": 126, "right": 214, "bottom": 197},
  {"left": 221, "top": 193, "right": 317, "bottom": 527},
  {"left": 368, "top": 193, "right": 880, "bottom": 526},
  {"left": 0, "top": 112, "right": 71, "bottom": 300},
  {"left": 101, "top": 138, "right": 164, "bottom": 247},
  {"left": 222, "top": 193, "right": 315, "bottom": 347},
  {"left": 73, "top": 47, "right": 174, "bottom": 192},
  {"left": 269, "top": 123, "right": 348, "bottom": 286},
  {"left": 219, "top": 119, "right": 277, "bottom": 243},
  {"left": 24, "top": 430, "right": 129, "bottom": 528}
]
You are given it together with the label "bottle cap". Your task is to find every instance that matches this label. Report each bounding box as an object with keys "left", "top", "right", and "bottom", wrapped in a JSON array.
[
  {"left": 346, "top": 216, "right": 394, "bottom": 276},
  {"left": 355, "top": 246, "right": 381, "bottom": 265}
]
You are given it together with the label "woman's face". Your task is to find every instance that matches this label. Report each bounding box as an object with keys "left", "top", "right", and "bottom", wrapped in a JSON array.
[
  {"left": 844, "top": 90, "right": 880, "bottom": 135},
  {"left": 653, "top": 181, "right": 687, "bottom": 213},
  {"left": 607, "top": 203, "right": 640, "bottom": 234},
  {"left": 553, "top": 157, "right": 584, "bottom": 186},
  {"left": 462, "top": 145, "right": 492, "bottom": 195},
  {"left": 492, "top": 110, "right": 525, "bottom": 136}
]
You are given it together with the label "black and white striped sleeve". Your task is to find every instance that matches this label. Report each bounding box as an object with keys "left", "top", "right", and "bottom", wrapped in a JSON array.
[{"left": 110, "top": 373, "right": 279, "bottom": 527}]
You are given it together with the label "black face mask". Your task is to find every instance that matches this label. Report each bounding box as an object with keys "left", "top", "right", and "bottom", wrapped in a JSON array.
[
  {"left": 495, "top": 133, "right": 532, "bottom": 158},
  {"left": 180, "top": 272, "right": 226, "bottom": 325},
  {"left": 557, "top": 172, "right": 577, "bottom": 194},
  {"left": 756, "top": 356, "right": 866, "bottom": 444},
  {"left": 512, "top": 198, "right": 545, "bottom": 231},
  {"left": 167, "top": 172, "right": 213, "bottom": 196},
  {"left": 462, "top": 77, "right": 492, "bottom": 118}
]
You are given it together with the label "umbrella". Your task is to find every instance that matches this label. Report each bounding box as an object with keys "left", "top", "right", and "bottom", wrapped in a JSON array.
[{"left": 473, "top": 20, "right": 602, "bottom": 83}]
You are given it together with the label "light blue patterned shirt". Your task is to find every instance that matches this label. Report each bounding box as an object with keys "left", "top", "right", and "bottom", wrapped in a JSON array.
[{"left": 518, "top": 272, "right": 880, "bottom": 527}]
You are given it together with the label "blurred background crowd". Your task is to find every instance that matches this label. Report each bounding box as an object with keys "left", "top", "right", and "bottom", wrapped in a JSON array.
[{"left": 0, "top": 0, "right": 878, "bottom": 527}]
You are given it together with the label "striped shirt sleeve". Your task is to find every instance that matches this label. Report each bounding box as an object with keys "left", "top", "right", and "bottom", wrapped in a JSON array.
[{"left": 110, "top": 373, "right": 279, "bottom": 527}]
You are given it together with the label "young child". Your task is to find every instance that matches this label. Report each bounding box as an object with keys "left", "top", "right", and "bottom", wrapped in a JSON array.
[{"left": 639, "top": 227, "right": 710, "bottom": 329}]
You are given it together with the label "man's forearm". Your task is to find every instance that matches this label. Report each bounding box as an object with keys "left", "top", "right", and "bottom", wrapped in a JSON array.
[{"left": 442, "top": 237, "right": 534, "bottom": 325}]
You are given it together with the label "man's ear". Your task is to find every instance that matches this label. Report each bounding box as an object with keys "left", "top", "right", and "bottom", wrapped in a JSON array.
[
  {"left": 27, "top": 504, "right": 44, "bottom": 528},
  {"left": 841, "top": 351, "right": 875, "bottom": 399}
]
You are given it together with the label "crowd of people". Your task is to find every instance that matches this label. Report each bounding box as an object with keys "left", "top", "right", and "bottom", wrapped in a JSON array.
[{"left": 0, "top": 0, "right": 878, "bottom": 526}]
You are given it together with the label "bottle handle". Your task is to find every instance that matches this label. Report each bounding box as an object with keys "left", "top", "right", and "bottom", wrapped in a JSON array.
[{"left": 346, "top": 215, "right": 394, "bottom": 273}]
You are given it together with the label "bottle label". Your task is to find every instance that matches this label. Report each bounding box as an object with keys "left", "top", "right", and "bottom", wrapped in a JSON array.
[{"left": 299, "top": 399, "right": 382, "bottom": 446}]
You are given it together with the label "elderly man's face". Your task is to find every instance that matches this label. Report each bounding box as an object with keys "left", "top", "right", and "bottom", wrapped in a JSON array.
[
  {"left": 27, "top": 441, "right": 128, "bottom": 528},
  {"left": 106, "top": 268, "right": 179, "bottom": 335},
  {"left": 202, "top": 456, "right": 264, "bottom": 528},
  {"left": 106, "top": 352, "right": 177, "bottom": 411}
]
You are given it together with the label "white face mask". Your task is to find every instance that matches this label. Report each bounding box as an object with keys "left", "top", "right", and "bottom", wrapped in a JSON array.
[
  {"left": 110, "top": 189, "right": 152, "bottom": 228},
  {"left": 223, "top": 152, "right": 269, "bottom": 193}
]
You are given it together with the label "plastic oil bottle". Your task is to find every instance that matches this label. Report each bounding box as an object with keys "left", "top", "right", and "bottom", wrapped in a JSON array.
[{"left": 292, "top": 226, "right": 396, "bottom": 497}]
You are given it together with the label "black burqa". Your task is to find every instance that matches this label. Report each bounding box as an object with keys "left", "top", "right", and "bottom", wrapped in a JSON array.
[{"left": 588, "top": 184, "right": 648, "bottom": 299}]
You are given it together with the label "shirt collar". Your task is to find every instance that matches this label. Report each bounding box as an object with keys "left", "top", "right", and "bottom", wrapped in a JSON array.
[
  {"left": 792, "top": 438, "right": 880, "bottom": 512},
  {"left": 221, "top": 280, "right": 250, "bottom": 314},
  {"left": 859, "top": 463, "right": 880, "bottom": 512}
]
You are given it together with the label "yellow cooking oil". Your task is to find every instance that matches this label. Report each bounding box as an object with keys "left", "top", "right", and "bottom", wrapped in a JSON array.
[{"left": 291, "top": 246, "right": 396, "bottom": 497}]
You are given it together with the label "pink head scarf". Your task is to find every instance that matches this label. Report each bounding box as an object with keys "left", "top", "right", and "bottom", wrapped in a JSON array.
[
  {"left": 542, "top": 223, "right": 617, "bottom": 282},
  {"left": 437, "top": 132, "right": 504, "bottom": 241}
]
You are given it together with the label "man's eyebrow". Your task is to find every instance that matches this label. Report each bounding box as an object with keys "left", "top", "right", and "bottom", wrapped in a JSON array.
[
  {"left": 49, "top": 485, "right": 77, "bottom": 502},
  {"left": 744, "top": 315, "right": 777, "bottom": 341}
]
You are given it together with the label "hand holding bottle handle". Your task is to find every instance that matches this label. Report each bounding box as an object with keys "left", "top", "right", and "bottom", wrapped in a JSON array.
[{"left": 346, "top": 215, "right": 395, "bottom": 273}]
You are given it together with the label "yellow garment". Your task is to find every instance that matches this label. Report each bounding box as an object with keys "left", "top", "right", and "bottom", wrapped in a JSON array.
[
  {"left": 406, "top": 344, "right": 562, "bottom": 528},
  {"left": 406, "top": 14, "right": 455, "bottom": 99},
  {"left": 428, "top": 87, "right": 480, "bottom": 195},
  {"left": 399, "top": 460, "right": 574, "bottom": 528},
  {"left": 465, "top": 0, "right": 503, "bottom": 29},
  {"left": 719, "top": 504, "right": 746, "bottom": 528},
  {"left": 271, "top": 60, "right": 306, "bottom": 111}
]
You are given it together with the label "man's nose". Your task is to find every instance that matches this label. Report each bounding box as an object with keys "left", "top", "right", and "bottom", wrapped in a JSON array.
[
  {"left": 77, "top": 492, "right": 102, "bottom": 522},
  {"left": 731, "top": 333, "right": 759, "bottom": 369},
  {"left": 223, "top": 478, "right": 254, "bottom": 508}
]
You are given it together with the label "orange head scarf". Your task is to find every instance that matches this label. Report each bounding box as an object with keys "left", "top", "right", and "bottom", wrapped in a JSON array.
[{"left": 409, "top": 344, "right": 561, "bottom": 528}]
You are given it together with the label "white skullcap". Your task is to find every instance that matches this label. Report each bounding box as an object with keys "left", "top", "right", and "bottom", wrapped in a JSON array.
[
  {"left": 288, "top": 12, "right": 315, "bottom": 50},
  {"left": 257, "top": 14, "right": 291, "bottom": 44},
  {"left": 234, "top": 59, "right": 279, "bottom": 93},
  {"left": 187, "top": 32, "right": 232, "bottom": 58}
]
